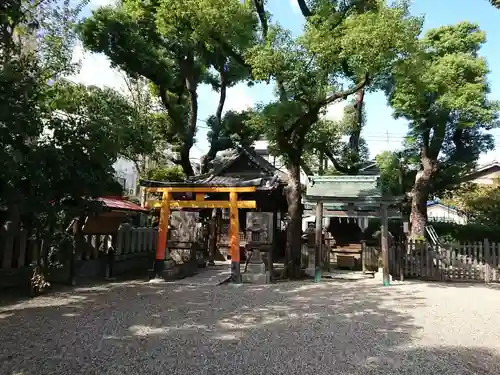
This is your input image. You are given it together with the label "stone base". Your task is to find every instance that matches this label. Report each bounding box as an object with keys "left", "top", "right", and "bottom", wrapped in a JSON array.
[
  {"left": 305, "top": 267, "right": 315, "bottom": 277},
  {"left": 305, "top": 250, "right": 316, "bottom": 277},
  {"left": 374, "top": 267, "right": 393, "bottom": 283},
  {"left": 242, "top": 273, "right": 268, "bottom": 284},
  {"left": 159, "top": 260, "right": 198, "bottom": 281},
  {"left": 247, "top": 262, "right": 266, "bottom": 274}
]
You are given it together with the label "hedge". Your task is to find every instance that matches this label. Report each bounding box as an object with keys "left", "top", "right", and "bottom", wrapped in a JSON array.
[
  {"left": 362, "top": 219, "right": 500, "bottom": 244},
  {"left": 432, "top": 222, "right": 500, "bottom": 243},
  {"left": 363, "top": 218, "right": 405, "bottom": 242}
]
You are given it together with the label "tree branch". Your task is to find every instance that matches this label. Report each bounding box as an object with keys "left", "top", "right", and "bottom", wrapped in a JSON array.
[
  {"left": 429, "top": 123, "right": 446, "bottom": 160},
  {"left": 300, "top": 159, "right": 314, "bottom": 176},
  {"left": 321, "top": 147, "right": 351, "bottom": 174},
  {"left": 297, "top": 0, "right": 313, "bottom": 17},
  {"left": 253, "top": 0, "right": 268, "bottom": 38},
  {"left": 321, "top": 72, "right": 370, "bottom": 107},
  {"left": 201, "top": 63, "right": 228, "bottom": 173}
]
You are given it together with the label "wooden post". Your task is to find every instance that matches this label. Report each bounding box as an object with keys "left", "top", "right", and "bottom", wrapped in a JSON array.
[
  {"left": 314, "top": 201, "right": 323, "bottom": 282},
  {"left": 380, "top": 203, "right": 390, "bottom": 286},
  {"left": 484, "top": 238, "right": 491, "bottom": 284},
  {"left": 269, "top": 210, "right": 278, "bottom": 284},
  {"left": 361, "top": 240, "right": 366, "bottom": 273},
  {"left": 230, "top": 191, "right": 241, "bottom": 283},
  {"left": 208, "top": 209, "right": 217, "bottom": 265},
  {"left": 154, "top": 191, "right": 171, "bottom": 278}
]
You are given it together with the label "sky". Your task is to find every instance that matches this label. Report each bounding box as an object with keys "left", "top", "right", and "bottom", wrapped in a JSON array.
[{"left": 74, "top": 0, "right": 500, "bottom": 164}]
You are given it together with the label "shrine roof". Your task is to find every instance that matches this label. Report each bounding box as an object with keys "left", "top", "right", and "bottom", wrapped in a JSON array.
[
  {"left": 305, "top": 175, "right": 403, "bottom": 203},
  {"left": 139, "top": 176, "right": 277, "bottom": 188},
  {"left": 189, "top": 146, "right": 288, "bottom": 185},
  {"left": 140, "top": 146, "right": 287, "bottom": 190}
]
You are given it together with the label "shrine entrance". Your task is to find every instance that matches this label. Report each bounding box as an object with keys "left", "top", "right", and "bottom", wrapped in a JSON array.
[
  {"left": 305, "top": 175, "right": 403, "bottom": 285},
  {"left": 140, "top": 146, "right": 289, "bottom": 284},
  {"left": 143, "top": 184, "right": 257, "bottom": 283}
]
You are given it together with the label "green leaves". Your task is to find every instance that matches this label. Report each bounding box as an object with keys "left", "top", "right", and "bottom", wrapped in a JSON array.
[
  {"left": 385, "top": 21, "right": 499, "bottom": 233},
  {"left": 376, "top": 151, "right": 402, "bottom": 196},
  {"left": 303, "top": 1, "right": 422, "bottom": 82},
  {"left": 78, "top": 0, "right": 260, "bottom": 176},
  {"left": 387, "top": 22, "right": 498, "bottom": 166}
]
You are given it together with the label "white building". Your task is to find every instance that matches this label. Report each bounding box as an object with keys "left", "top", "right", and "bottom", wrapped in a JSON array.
[
  {"left": 427, "top": 200, "right": 467, "bottom": 225},
  {"left": 113, "top": 158, "right": 138, "bottom": 196}
]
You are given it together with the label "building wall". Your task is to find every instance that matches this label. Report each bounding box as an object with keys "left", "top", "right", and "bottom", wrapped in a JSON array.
[
  {"left": 113, "top": 158, "right": 139, "bottom": 197},
  {"left": 427, "top": 204, "right": 467, "bottom": 225},
  {"left": 470, "top": 170, "right": 500, "bottom": 185}
]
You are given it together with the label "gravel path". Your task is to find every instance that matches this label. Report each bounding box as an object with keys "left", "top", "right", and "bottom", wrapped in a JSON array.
[{"left": 1, "top": 279, "right": 500, "bottom": 375}]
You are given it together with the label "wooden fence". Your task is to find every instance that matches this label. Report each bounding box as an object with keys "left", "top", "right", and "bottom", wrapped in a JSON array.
[
  {"left": 0, "top": 228, "right": 37, "bottom": 290},
  {"left": 389, "top": 240, "right": 500, "bottom": 283},
  {"left": 0, "top": 226, "right": 159, "bottom": 291}
]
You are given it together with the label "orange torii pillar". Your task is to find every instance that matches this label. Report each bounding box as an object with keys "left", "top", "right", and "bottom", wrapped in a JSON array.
[
  {"left": 154, "top": 191, "right": 171, "bottom": 277},
  {"left": 229, "top": 191, "right": 241, "bottom": 283}
]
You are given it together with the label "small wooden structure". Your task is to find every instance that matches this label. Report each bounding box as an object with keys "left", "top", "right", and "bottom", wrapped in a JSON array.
[
  {"left": 305, "top": 175, "right": 403, "bottom": 285},
  {"left": 0, "top": 196, "right": 151, "bottom": 292},
  {"left": 141, "top": 146, "right": 288, "bottom": 283}
]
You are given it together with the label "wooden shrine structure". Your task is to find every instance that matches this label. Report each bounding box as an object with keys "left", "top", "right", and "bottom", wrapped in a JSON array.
[
  {"left": 305, "top": 175, "right": 403, "bottom": 286},
  {"left": 140, "top": 146, "right": 288, "bottom": 283}
]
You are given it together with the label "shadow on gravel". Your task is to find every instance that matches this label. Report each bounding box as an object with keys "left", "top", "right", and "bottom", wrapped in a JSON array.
[
  {"left": 0, "top": 279, "right": 498, "bottom": 374},
  {"left": 410, "top": 280, "right": 500, "bottom": 290}
]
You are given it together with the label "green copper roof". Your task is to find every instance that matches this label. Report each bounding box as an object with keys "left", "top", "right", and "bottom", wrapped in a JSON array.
[
  {"left": 307, "top": 175, "right": 381, "bottom": 197},
  {"left": 305, "top": 175, "right": 400, "bottom": 203}
]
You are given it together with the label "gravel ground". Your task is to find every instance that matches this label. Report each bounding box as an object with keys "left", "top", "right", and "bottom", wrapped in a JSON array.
[{"left": 1, "top": 278, "right": 500, "bottom": 375}]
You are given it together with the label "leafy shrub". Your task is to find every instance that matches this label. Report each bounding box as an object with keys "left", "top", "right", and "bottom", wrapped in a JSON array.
[
  {"left": 363, "top": 218, "right": 405, "bottom": 243},
  {"left": 432, "top": 222, "right": 500, "bottom": 243}
]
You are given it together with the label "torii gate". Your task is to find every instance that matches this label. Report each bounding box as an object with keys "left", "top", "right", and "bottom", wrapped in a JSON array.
[{"left": 145, "top": 186, "right": 257, "bottom": 283}]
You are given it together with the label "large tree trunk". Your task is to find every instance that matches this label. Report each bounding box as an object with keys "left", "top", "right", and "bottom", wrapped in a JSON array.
[
  {"left": 410, "top": 159, "right": 435, "bottom": 238},
  {"left": 179, "top": 52, "right": 198, "bottom": 177},
  {"left": 285, "top": 160, "right": 303, "bottom": 278},
  {"left": 200, "top": 63, "right": 227, "bottom": 174},
  {"left": 348, "top": 87, "right": 365, "bottom": 153},
  {"left": 179, "top": 147, "right": 194, "bottom": 177}
]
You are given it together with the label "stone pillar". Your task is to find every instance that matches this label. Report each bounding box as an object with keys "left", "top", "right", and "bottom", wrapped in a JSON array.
[
  {"left": 314, "top": 201, "right": 323, "bottom": 282},
  {"left": 306, "top": 244, "right": 315, "bottom": 277},
  {"left": 374, "top": 203, "right": 391, "bottom": 286},
  {"left": 243, "top": 247, "right": 268, "bottom": 284}
]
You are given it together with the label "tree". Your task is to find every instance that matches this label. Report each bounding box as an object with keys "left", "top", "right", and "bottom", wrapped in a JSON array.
[
  {"left": 78, "top": 0, "right": 259, "bottom": 176},
  {"left": 0, "top": 0, "right": 89, "bottom": 227},
  {"left": 441, "top": 179, "right": 500, "bottom": 228},
  {"left": 301, "top": 102, "right": 371, "bottom": 176},
  {"left": 246, "top": 0, "right": 421, "bottom": 274},
  {"left": 141, "top": 165, "right": 185, "bottom": 182},
  {"left": 384, "top": 22, "right": 499, "bottom": 237},
  {"left": 201, "top": 110, "right": 263, "bottom": 173},
  {"left": 376, "top": 151, "right": 403, "bottom": 196},
  {"left": 1, "top": 0, "right": 155, "bottom": 288},
  {"left": 491, "top": 0, "right": 500, "bottom": 8}
]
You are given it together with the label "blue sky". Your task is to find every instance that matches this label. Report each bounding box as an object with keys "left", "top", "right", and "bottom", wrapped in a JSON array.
[{"left": 79, "top": 0, "right": 500, "bottom": 163}]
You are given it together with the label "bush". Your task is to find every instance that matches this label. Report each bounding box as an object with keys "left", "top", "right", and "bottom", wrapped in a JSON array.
[
  {"left": 363, "top": 218, "right": 405, "bottom": 243},
  {"left": 432, "top": 222, "right": 500, "bottom": 243}
]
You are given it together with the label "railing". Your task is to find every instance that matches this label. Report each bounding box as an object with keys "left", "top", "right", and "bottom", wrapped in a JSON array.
[
  {"left": 0, "top": 226, "right": 160, "bottom": 291},
  {"left": 397, "top": 240, "right": 500, "bottom": 283}
]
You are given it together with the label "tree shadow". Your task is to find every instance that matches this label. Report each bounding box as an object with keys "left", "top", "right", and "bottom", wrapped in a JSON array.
[
  {"left": 0, "top": 279, "right": 497, "bottom": 374},
  {"left": 408, "top": 279, "right": 500, "bottom": 290}
]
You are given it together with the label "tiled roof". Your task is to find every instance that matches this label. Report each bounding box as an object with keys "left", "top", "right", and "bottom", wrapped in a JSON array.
[
  {"left": 187, "top": 145, "right": 287, "bottom": 187},
  {"left": 98, "top": 197, "right": 148, "bottom": 212},
  {"left": 139, "top": 146, "right": 287, "bottom": 189}
]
